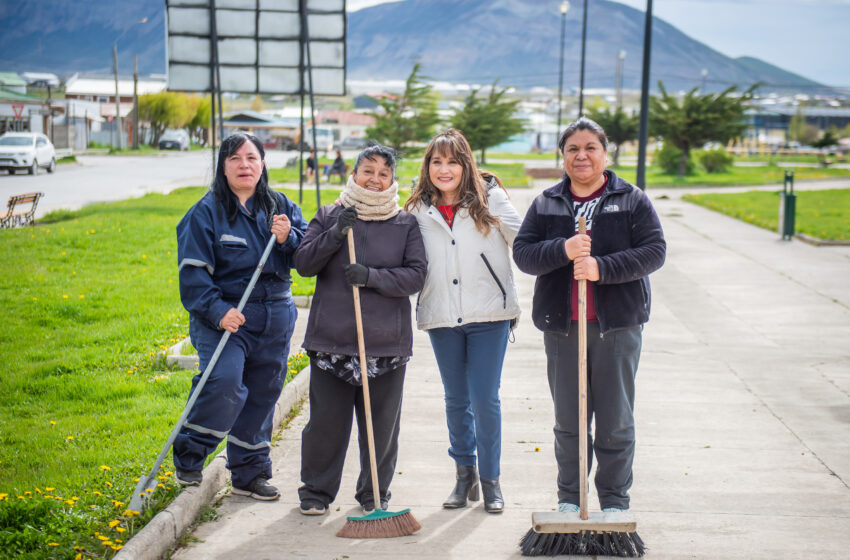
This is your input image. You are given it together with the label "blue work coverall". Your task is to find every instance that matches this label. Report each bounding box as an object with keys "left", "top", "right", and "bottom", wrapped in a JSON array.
[{"left": 174, "top": 189, "right": 307, "bottom": 488}]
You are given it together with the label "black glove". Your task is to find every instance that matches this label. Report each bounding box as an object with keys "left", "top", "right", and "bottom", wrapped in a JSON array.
[
  {"left": 334, "top": 205, "right": 358, "bottom": 238},
  {"left": 344, "top": 263, "right": 370, "bottom": 287}
]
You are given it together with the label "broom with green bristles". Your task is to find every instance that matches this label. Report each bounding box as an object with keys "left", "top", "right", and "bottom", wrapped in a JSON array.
[
  {"left": 519, "top": 217, "right": 645, "bottom": 557},
  {"left": 335, "top": 228, "right": 421, "bottom": 539}
]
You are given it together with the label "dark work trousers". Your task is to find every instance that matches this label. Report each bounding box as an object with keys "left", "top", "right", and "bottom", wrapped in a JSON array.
[
  {"left": 543, "top": 322, "right": 642, "bottom": 510},
  {"left": 173, "top": 297, "right": 297, "bottom": 489},
  {"left": 427, "top": 320, "right": 511, "bottom": 480},
  {"left": 299, "top": 362, "right": 406, "bottom": 508}
]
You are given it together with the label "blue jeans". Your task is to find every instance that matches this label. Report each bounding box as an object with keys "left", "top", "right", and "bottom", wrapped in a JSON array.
[{"left": 428, "top": 320, "right": 511, "bottom": 480}]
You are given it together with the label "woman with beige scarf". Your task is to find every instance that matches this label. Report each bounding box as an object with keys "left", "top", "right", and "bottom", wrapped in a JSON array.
[{"left": 293, "top": 145, "right": 427, "bottom": 516}]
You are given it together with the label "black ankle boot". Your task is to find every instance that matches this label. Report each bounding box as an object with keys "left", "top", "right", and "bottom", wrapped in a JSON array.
[
  {"left": 480, "top": 478, "right": 504, "bottom": 513},
  {"left": 442, "top": 464, "right": 479, "bottom": 508}
]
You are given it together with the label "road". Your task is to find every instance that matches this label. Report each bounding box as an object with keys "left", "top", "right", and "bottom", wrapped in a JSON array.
[{"left": 0, "top": 149, "right": 300, "bottom": 220}]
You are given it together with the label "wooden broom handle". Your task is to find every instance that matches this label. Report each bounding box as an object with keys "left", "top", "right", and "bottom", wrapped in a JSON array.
[
  {"left": 577, "top": 217, "right": 589, "bottom": 520},
  {"left": 348, "top": 229, "right": 382, "bottom": 511}
]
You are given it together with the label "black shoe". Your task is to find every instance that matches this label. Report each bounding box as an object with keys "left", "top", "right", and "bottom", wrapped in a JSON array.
[
  {"left": 361, "top": 498, "right": 389, "bottom": 513},
  {"left": 442, "top": 464, "right": 480, "bottom": 508},
  {"left": 232, "top": 476, "right": 280, "bottom": 501},
  {"left": 175, "top": 469, "right": 203, "bottom": 487},
  {"left": 299, "top": 499, "right": 328, "bottom": 516},
  {"left": 480, "top": 478, "right": 504, "bottom": 513}
]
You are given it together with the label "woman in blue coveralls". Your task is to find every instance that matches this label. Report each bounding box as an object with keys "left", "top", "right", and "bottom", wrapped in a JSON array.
[{"left": 174, "top": 132, "right": 308, "bottom": 500}]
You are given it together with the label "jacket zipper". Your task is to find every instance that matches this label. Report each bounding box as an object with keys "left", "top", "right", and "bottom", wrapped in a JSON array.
[{"left": 480, "top": 253, "right": 507, "bottom": 309}]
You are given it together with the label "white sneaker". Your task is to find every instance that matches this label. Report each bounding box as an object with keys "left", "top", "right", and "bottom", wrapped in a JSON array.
[{"left": 557, "top": 502, "right": 579, "bottom": 513}]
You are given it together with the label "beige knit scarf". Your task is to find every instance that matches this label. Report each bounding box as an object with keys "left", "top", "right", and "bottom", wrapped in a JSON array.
[{"left": 338, "top": 174, "right": 400, "bottom": 221}]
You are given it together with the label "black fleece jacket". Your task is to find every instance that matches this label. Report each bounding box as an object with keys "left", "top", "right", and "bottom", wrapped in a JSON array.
[{"left": 513, "top": 170, "right": 666, "bottom": 335}]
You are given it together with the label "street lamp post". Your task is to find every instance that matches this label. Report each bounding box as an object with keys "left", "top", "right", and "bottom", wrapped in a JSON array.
[
  {"left": 556, "top": 1, "right": 570, "bottom": 167},
  {"left": 636, "top": 0, "right": 654, "bottom": 191},
  {"left": 577, "top": 0, "right": 588, "bottom": 117}
]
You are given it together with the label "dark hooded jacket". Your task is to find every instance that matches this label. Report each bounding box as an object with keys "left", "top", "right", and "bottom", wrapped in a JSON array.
[{"left": 513, "top": 170, "right": 666, "bottom": 335}]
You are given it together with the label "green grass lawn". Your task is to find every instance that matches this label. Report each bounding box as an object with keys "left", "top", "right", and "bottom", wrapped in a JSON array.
[
  {"left": 611, "top": 164, "right": 850, "bottom": 187},
  {"left": 268, "top": 157, "right": 533, "bottom": 188},
  {"left": 0, "top": 187, "right": 329, "bottom": 558},
  {"left": 683, "top": 188, "right": 850, "bottom": 241}
]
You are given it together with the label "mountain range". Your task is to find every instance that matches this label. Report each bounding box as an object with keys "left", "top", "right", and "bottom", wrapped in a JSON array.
[{"left": 0, "top": 0, "right": 831, "bottom": 95}]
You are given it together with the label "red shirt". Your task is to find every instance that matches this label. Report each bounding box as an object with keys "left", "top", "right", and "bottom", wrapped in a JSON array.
[{"left": 438, "top": 204, "right": 456, "bottom": 227}]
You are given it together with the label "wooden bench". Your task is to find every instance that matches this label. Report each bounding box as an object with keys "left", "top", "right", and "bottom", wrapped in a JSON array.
[{"left": 1, "top": 192, "right": 44, "bottom": 229}]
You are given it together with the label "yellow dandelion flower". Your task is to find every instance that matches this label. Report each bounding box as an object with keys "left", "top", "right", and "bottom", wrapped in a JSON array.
[
  {"left": 103, "top": 540, "right": 113, "bottom": 546},
  {"left": 32, "top": 297, "right": 37, "bottom": 301},
  {"left": 157, "top": 483, "right": 164, "bottom": 488},
  {"left": 164, "top": 471, "right": 173, "bottom": 476},
  {"left": 167, "top": 251, "right": 171, "bottom": 255},
  {"left": 79, "top": 294, "right": 85, "bottom": 299},
  {"left": 24, "top": 491, "right": 31, "bottom": 496},
  {"left": 112, "top": 545, "right": 123, "bottom": 551},
  {"left": 105, "top": 481, "right": 113, "bottom": 488},
  {"left": 73, "top": 271, "right": 76, "bottom": 275},
  {"left": 534, "top": 446, "right": 541, "bottom": 452},
  {"left": 116, "top": 527, "right": 126, "bottom": 533},
  {"left": 133, "top": 477, "right": 140, "bottom": 482},
  {"left": 65, "top": 499, "right": 75, "bottom": 505},
  {"left": 75, "top": 554, "right": 83, "bottom": 560},
  {"left": 93, "top": 491, "right": 102, "bottom": 496},
  {"left": 119, "top": 228, "right": 122, "bottom": 232},
  {"left": 142, "top": 254, "right": 147, "bottom": 259},
  {"left": 0, "top": 493, "right": 7, "bottom": 500},
  {"left": 100, "top": 465, "right": 111, "bottom": 471},
  {"left": 67, "top": 436, "right": 74, "bottom": 440},
  {"left": 62, "top": 251, "right": 66, "bottom": 256},
  {"left": 63, "top": 295, "right": 69, "bottom": 299},
  {"left": 35, "top": 488, "right": 42, "bottom": 493},
  {"left": 45, "top": 487, "right": 54, "bottom": 492},
  {"left": 145, "top": 488, "right": 154, "bottom": 493},
  {"left": 97, "top": 535, "right": 108, "bottom": 541},
  {"left": 72, "top": 496, "right": 79, "bottom": 501},
  {"left": 48, "top": 542, "right": 59, "bottom": 547},
  {"left": 116, "top": 538, "right": 123, "bottom": 543},
  {"left": 49, "top": 420, "right": 56, "bottom": 426},
  {"left": 108, "top": 520, "right": 120, "bottom": 528}
]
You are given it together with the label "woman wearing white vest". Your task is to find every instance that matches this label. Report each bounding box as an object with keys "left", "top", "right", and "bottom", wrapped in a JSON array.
[{"left": 405, "top": 129, "right": 521, "bottom": 513}]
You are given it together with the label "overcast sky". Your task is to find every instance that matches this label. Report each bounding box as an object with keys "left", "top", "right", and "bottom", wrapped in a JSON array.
[{"left": 347, "top": 0, "right": 850, "bottom": 88}]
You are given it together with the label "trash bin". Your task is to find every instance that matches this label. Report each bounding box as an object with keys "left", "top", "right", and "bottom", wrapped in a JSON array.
[{"left": 779, "top": 169, "right": 796, "bottom": 240}]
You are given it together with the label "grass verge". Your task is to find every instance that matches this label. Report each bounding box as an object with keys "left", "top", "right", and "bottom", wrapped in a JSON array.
[
  {"left": 612, "top": 164, "right": 850, "bottom": 187},
  {"left": 0, "top": 187, "right": 318, "bottom": 558},
  {"left": 682, "top": 188, "right": 850, "bottom": 241},
  {"left": 268, "top": 157, "right": 532, "bottom": 187}
]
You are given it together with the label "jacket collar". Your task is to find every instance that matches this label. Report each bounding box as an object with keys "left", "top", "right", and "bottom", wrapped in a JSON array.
[{"left": 542, "top": 169, "right": 629, "bottom": 200}]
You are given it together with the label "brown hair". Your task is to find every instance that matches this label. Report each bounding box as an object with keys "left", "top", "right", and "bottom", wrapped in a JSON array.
[{"left": 405, "top": 129, "right": 500, "bottom": 234}]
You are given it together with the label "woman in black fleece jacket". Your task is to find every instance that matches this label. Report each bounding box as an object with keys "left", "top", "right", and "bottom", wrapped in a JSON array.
[{"left": 513, "top": 118, "right": 665, "bottom": 514}]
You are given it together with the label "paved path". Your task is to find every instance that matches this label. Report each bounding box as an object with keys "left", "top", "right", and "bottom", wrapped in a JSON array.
[{"left": 172, "top": 183, "right": 850, "bottom": 559}]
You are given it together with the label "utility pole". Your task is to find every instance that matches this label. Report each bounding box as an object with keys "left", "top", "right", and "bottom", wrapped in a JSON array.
[
  {"left": 113, "top": 43, "right": 122, "bottom": 149},
  {"left": 636, "top": 0, "right": 653, "bottom": 191},
  {"left": 577, "top": 0, "right": 588, "bottom": 117},
  {"left": 132, "top": 54, "right": 139, "bottom": 149},
  {"left": 616, "top": 50, "right": 626, "bottom": 111}
]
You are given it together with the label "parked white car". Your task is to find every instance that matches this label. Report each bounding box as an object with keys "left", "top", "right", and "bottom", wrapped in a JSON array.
[
  {"left": 0, "top": 132, "right": 56, "bottom": 175},
  {"left": 158, "top": 129, "right": 191, "bottom": 151}
]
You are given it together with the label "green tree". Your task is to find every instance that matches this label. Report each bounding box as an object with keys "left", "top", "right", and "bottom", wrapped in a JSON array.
[
  {"left": 138, "top": 91, "right": 193, "bottom": 146},
  {"left": 586, "top": 106, "right": 639, "bottom": 166},
  {"left": 813, "top": 129, "right": 839, "bottom": 149},
  {"left": 186, "top": 95, "right": 211, "bottom": 146},
  {"left": 365, "top": 63, "right": 440, "bottom": 157},
  {"left": 450, "top": 81, "right": 525, "bottom": 165},
  {"left": 650, "top": 81, "right": 756, "bottom": 177}
]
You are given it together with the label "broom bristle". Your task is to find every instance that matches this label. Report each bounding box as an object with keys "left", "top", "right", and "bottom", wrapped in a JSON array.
[
  {"left": 519, "top": 528, "right": 645, "bottom": 557},
  {"left": 336, "top": 511, "right": 421, "bottom": 539}
]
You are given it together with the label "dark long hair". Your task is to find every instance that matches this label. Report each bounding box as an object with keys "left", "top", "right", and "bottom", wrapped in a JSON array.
[
  {"left": 211, "top": 132, "right": 278, "bottom": 227},
  {"left": 404, "top": 129, "right": 499, "bottom": 235}
]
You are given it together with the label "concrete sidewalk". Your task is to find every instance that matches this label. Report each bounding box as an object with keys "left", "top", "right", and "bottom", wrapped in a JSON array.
[{"left": 172, "top": 184, "right": 850, "bottom": 559}]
